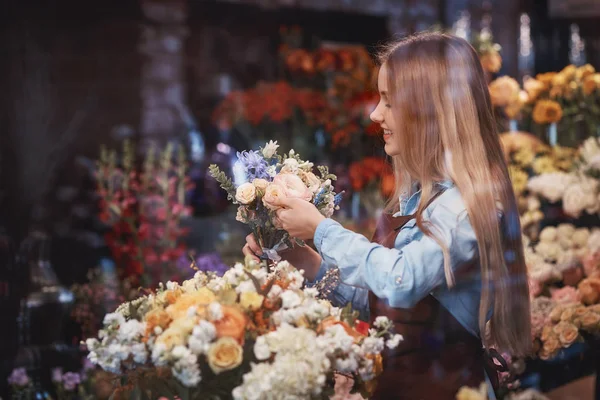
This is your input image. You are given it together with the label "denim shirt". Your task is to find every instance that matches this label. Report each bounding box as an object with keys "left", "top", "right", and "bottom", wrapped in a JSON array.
[{"left": 311, "top": 181, "right": 484, "bottom": 338}]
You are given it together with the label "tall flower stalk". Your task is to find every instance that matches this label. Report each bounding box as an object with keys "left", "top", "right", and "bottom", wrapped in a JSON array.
[{"left": 95, "top": 140, "right": 192, "bottom": 286}]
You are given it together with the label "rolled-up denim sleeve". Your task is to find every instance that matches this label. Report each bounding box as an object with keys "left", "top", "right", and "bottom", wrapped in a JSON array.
[
  {"left": 313, "top": 204, "right": 478, "bottom": 309},
  {"left": 307, "top": 260, "right": 370, "bottom": 321}
]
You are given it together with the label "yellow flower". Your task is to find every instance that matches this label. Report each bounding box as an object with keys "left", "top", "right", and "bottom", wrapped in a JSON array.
[
  {"left": 207, "top": 337, "right": 244, "bottom": 374},
  {"left": 508, "top": 166, "right": 528, "bottom": 196},
  {"left": 551, "top": 73, "right": 568, "bottom": 88},
  {"left": 532, "top": 100, "right": 563, "bottom": 124},
  {"left": 583, "top": 74, "right": 600, "bottom": 96},
  {"left": 488, "top": 76, "right": 520, "bottom": 107},
  {"left": 513, "top": 148, "right": 535, "bottom": 167},
  {"left": 524, "top": 78, "right": 546, "bottom": 102},
  {"left": 239, "top": 291, "right": 264, "bottom": 311},
  {"left": 532, "top": 156, "right": 558, "bottom": 174},
  {"left": 560, "top": 65, "right": 577, "bottom": 80},
  {"left": 576, "top": 64, "right": 595, "bottom": 81},
  {"left": 166, "top": 288, "right": 217, "bottom": 319},
  {"left": 480, "top": 51, "right": 502, "bottom": 73},
  {"left": 536, "top": 72, "right": 557, "bottom": 88},
  {"left": 456, "top": 383, "right": 488, "bottom": 400},
  {"left": 156, "top": 318, "right": 195, "bottom": 350}
]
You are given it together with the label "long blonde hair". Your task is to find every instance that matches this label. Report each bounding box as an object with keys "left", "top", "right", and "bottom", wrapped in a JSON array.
[{"left": 378, "top": 32, "right": 531, "bottom": 357}]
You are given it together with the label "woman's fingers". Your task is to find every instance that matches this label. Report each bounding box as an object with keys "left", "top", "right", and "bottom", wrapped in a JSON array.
[
  {"left": 246, "top": 234, "right": 263, "bottom": 255},
  {"left": 242, "top": 243, "right": 260, "bottom": 262}
]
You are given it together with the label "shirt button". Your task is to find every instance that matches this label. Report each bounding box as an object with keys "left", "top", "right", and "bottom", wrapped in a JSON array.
[{"left": 395, "top": 277, "right": 402, "bottom": 285}]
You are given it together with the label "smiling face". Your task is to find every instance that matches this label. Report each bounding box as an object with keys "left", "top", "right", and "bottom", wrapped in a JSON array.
[{"left": 369, "top": 64, "right": 400, "bottom": 157}]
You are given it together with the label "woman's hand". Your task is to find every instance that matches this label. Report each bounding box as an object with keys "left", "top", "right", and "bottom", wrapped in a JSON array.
[
  {"left": 242, "top": 231, "right": 323, "bottom": 282},
  {"left": 274, "top": 197, "right": 326, "bottom": 240}
]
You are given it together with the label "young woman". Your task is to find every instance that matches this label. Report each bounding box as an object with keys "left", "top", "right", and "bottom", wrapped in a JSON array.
[{"left": 243, "top": 32, "right": 531, "bottom": 399}]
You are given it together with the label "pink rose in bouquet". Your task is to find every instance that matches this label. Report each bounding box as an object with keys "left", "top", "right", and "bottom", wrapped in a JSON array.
[
  {"left": 273, "top": 173, "right": 313, "bottom": 201},
  {"left": 550, "top": 286, "right": 581, "bottom": 304}
]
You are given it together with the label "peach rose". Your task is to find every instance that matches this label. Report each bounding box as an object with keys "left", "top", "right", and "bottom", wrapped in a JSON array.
[
  {"left": 489, "top": 76, "right": 520, "bottom": 107},
  {"left": 207, "top": 337, "right": 243, "bottom": 374},
  {"left": 578, "top": 277, "right": 600, "bottom": 305},
  {"left": 273, "top": 173, "right": 312, "bottom": 201},
  {"left": 580, "top": 311, "right": 600, "bottom": 331},
  {"left": 550, "top": 286, "right": 581, "bottom": 304},
  {"left": 558, "top": 323, "right": 579, "bottom": 347},
  {"left": 235, "top": 182, "right": 256, "bottom": 205},
  {"left": 540, "top": 325, "right": 554, "bottom": 342},
  {"left": 213, "top": 305, "right": 247, "bottom": 343},
  {"left": 549, "top": 305, "right": 565, "bottom": 323},
  {"left": 542, "top": 335, "right": 561, "bottom": 354},
  {"left": 262, "top": 183, "right": 286, "bottom": 210},
  {"left": 524, "top": 78, "right": 546, "bottom": 102},
  {"left": 582, "top": 251, "right": 600, "bottom": 278}
]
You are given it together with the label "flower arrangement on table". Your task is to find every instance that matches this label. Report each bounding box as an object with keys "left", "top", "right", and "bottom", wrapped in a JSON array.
[
  {"left": 209, "top": 141, "right": 343, "bottom": 262},
  {"left": 95, "top": 140, "right": 193, "bottom": 286},
  {"left": 489, "top": 64, "right": 600, "bottom": 147},
  {"left": 85, "top": 256, "right": 402, "bottom": 399}
]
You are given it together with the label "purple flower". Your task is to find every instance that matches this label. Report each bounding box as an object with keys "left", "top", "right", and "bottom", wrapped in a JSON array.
[
  {"left": 236, "top": 150, "right": 269, "bottom": 180},
  {"left": 51, "top": 367, "right": 63, "bottom": 383},
  {"left": 62, "top": 372, "right": 81, "bottom": 391},
  {"left": 194, "top": 253, "right": 229, "bottom": 276},
  {"left": 8, "top": 368, "right": 30, "bottom": 387}
]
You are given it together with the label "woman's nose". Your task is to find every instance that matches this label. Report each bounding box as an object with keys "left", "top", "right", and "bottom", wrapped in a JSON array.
[{"left": 370, "top": 106, "right": 383, "bottom": 124}]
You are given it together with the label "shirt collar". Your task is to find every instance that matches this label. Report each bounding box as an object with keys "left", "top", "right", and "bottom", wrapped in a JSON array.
[{"left": 394, "top": 180, "right": 454, "bottom": 217}]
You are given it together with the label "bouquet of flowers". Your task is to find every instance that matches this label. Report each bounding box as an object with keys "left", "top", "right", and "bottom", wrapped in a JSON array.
[
  {"left": 85, "top": 256, "right": 401, "bottom": 399},
  {"left": 209, "top": 141, "right": 343, "bottom": 262}
]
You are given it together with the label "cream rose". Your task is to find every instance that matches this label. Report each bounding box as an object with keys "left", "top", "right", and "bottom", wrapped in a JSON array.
[
  {"left": 273, "top": 173, "right": 312, "bottom": 201},
  {"left": 239, "top": 291, "right": 265, "bottom": 311},
  {"left": 262, "top": 183, "right": 286, "bottom": 210},
  {"left": 300, "top": 171, "right": 321, "bottom": 194},
  {"left": 252, "top": 178, "right": 269, "bottom": 192},
  {"left": 207, "top": 337, "right": 243, "bottom": 374},
  {"left": 235, "top": 183, "right": 256, "bottom": 205}
]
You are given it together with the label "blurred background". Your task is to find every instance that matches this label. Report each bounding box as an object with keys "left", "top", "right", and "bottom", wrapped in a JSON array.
[{"left": 1, "top": 0, "right": 600, "bottom": 398}]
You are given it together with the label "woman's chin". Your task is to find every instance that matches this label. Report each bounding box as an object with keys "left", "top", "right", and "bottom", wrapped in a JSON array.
[{"left": 383, "top": 142, "right": 399, "bottom": 157}]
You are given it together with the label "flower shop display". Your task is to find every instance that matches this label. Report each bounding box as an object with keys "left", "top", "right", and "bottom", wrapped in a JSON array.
[
  {"left": 209, "top": 141, "right": 343, "bottom": 262},
  {"left": 85, "top": 256, "right": 402, "bottom": 399},
  {"left": 95, "top": 140, "right": 193, "bottom": 286},
  {"left": 489, "top": 64, "right": 600, "bottom": 147}
]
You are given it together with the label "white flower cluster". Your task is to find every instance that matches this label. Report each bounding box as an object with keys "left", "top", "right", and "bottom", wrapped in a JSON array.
[
  {"left": 233, "top": 320, "right": 402, "bottom": 400},
  {"left": 526, "top": 224, "right": 593, "bottom": 282},
  {"left": 579, "top": 137, "right": 600, "bottom": 171},
  {"left": 527, "top": 172, "right": 578, "bottom": 203},
  {"left": 86, "top": 312, "right": 147, "bottom": 374}
]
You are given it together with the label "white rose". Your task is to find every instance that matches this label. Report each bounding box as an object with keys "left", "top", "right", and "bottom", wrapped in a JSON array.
[
  {"left": 300, "top": 171, "right": 321, "bottom": 194},
  {"left": 280, "top": 290, "right": 301, "bottom": 309},
  {"left": 572, "top": 228, "right": 590, "bottom": 248},
  {"left": 386, "top": 334, "right": 404, "bottom": 349},
  {"left": 235, "top": 182, "right": 256, "bottom": 205},
  {"left": 262, "top": 140, "right": 279, "bottom": 158},
  {"left": 557, "top": 223, "right": 576, "bottom": 239}
]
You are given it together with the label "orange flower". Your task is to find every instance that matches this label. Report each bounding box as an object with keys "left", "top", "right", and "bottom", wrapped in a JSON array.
[
  {"left": 488, "top": 76, "right": 520, "bottom": 107},
  {"left": 480, "top": 51, "right": 502, "bottom": 73},
  {"left": 317, "top": 316, "right": 364, "bottom": 342},
  {"left": 536, "top": 72, "right": 557, "bottom": 88},
  {"left": 532, "top": 100, "right": 563, "bottom": 124},
  {"left": 381, "top": 173, "right": 395, "bottom": 197},
  {"left": 144, "top": 308, "right": 171, "bottom": 337},
  {"left": 166, "top": 288, "right": 216, "bottom": 319},
  {"left": 213, "top": 305, "right": 248, "bottom": 344},
  {"left": 583, "top": 74, "right": 600, "bottom": 96}
]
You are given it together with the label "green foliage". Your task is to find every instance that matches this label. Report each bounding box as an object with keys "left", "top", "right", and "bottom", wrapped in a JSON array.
[{"left": 208, "top": 164, "right": 237, "bottom": 202}]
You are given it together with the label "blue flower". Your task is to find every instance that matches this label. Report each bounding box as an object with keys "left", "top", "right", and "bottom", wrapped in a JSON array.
[{"left": 236, "top": 150, "right": 269, "bottom": 180}]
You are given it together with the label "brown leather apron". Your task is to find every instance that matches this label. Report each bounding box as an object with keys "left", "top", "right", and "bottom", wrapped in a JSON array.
[{"left": 368, "top": 191, "right": 501, "bottom": 399}]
